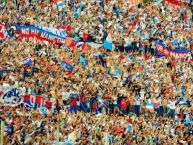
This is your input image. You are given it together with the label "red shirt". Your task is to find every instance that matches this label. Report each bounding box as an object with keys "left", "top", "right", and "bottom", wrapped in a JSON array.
[
  {"left": 134, "top": 18, "right": 140, "bottom": 25},
  {"left": 82, "top": 33, "right": 89, "bottom": 42},
  {"left": 113, "top": 126, "right": 125, "bottom": 134},
  {"left": 127, "top": 140, "right": 132, "bottom": 145},
  {"left": 64, "top": 25, "right": 72, "bottom": 32},
  {"left": 70, "top": 98, "right": 77, "bottom": 106},
  {"left": 121, "top": 99, "right": 128, "bottom": 110},
  {"left": 82, "top": 127, "right": 86, "bottom": 133},
  {"left": 93, "top": 102, "right": 98, "bottom": 109},
  {"left": 118, "top": 55, "right": 124, "bottom": 63},
  {"left": 190, "top": 44, "right": 193, "bottom": 51},
  {"left": 69, "top": 41, "right": 76, "bottom": 49},
  {"left": 179, "top": 111, "right": 184, "bottom": 119},
  {"left": 80, "top": 94, "right": 86, "bottom": 103}
]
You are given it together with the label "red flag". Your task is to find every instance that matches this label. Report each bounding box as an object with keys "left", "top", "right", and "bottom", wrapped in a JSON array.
[
  {"left": 69, "top": 41, "right": 76, "bottom": 49},
  {"left": 121, "top": 99, "right": 128, "bottom": 110},
  {"left": 82, "top": 33, "right": 89, "bottom": 42},
  {"left": 64, "top": 25, "right": 72, "bottom": 32},
  {"left": 81, "top": 43, "right": 88, "bottom": 52},
  {"left": 0, "top": 23, "right": 5, "bottom": 40}
]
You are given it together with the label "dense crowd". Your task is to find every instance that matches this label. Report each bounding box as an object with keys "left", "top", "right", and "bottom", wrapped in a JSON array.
[{"left": 0, "top": 0, "right": 193, "bottom": 145}]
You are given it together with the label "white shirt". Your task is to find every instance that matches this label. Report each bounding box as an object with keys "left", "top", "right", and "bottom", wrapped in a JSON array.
[{"left": 168, "top": 101, "right": 176, "bottom": 110}]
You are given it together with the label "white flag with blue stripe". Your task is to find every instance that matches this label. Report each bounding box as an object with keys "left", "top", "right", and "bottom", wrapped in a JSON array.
[{"left": 57, "top": 1, "right": 64, "bottom": 11}]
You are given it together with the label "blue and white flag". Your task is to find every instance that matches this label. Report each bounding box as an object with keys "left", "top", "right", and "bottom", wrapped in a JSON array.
[
  {"left": 14, "top": 24, "right": 67, "bottom": 44},
  {"left": 103, "top": 33, "right": 114, "bottom": 50},
  {"left": 76, "top": 42, "right": 84, "bottom": 50},
  {"left": 4, "top": 125, "right": 12, "bottom": 134},
  {"left": 73, "top": 8, "right": 82, "bottom": 18},
  {"left": 20, "top": 57, "right": 33, "bottom": 66},
  {"left": 80, "top": 0, "right": 86, "bottom": 6},
  {"left": 92, "top": 0, "right": 102, "bottom": 2},
  {"left": 39, "top": 106, "right": 47, "bottom": 115},
  {"left": 0, "top": 23, "right": 10, "bottom": 40},
  {"left": 0, "top": 87, "right": 21, "bottom": 106},
  {"left": 154, "top": 17, "right": 160, "bottom": 24},
  {"left": 62, "top": 58, "right": 74, "bottom": 72},
  {"left": 109, "top": 67, "right": 121, "bottom": 77},
  {"left": 57, "top": 1, "right": 64, "bottom": 11}
]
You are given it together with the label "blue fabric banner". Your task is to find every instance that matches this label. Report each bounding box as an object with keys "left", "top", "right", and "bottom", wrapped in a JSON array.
[
  {"left": 14, "top": 24, "right": 67, "bottom": 44},
  {"left": 155, "top": 41, "right": 192, "bottom": 60}
]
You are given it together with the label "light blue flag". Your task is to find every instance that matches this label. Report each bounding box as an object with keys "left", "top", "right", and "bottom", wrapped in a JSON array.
[
  {"left": 103, "top": 41, "right": 113, "bottom": 50},
  {"left": 73, "top": 8, "right": 81, "bottom": 18},
  {"left": 80, "top": 55, "right": 88, "bottom": 67},
  {"left": 39, "top": 106, "right": 47, "bottom": 115},
  {"left": 109, "top": 67, "right": 121, "bottom": 77},
  {"left": 103, "top": 33, "right": 114, "bottom": 50},
  {"left": 21, "top": 57, "right": 33, "bottom": 66}
]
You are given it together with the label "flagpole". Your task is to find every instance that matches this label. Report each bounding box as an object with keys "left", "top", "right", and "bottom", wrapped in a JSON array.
[
  {"left": 56, "top": 125, "right": 59, "bottom": 145},
  {"left": 1, "top": 120, "right": 4, "bottom": 145}
]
